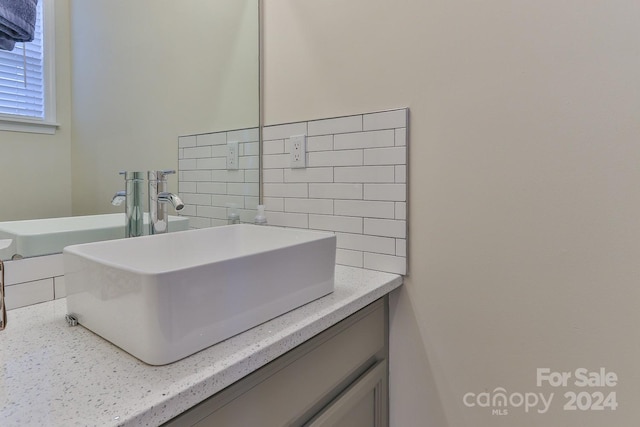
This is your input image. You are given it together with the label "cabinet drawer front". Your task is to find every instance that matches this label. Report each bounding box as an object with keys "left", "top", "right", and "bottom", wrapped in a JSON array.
[
  {"left": 305, "top": 360, "right": 388, "bottom": 427},
  {"left": 167, "top": 299, "right": 387, "bottom": 427}
]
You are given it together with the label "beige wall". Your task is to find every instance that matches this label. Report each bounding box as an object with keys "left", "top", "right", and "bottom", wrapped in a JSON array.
[
  {"left": 263, "top": 1, "right": 640, "bottom": 426},
  {"left": 0, "top": 0, "right": 72, "bottom": 221},
  {"left": 70, "top": 0, "right": 258, "bottom": 215}
]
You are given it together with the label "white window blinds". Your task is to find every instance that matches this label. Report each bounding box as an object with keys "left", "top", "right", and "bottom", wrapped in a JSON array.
[{"left": 0, "top": 2, "right": 44, "bottom": 120}]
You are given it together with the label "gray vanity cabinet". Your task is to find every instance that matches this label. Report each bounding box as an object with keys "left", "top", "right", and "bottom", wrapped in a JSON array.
[{"left": 164, "top": 297, "right": 389, "bottom": 427}]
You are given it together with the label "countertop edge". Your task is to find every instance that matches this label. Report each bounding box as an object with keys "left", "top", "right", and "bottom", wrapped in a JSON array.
[{"left": 0, "top": 266, "right": 403, "bottom": 427}]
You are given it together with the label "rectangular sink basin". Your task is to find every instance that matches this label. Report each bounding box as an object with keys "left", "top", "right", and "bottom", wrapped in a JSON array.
[
  {"left": 64, "top": 225, "right": 336, "bottom": 365},
  {"left": 0, "top": 213, "right": 189, "bottom": 260}
]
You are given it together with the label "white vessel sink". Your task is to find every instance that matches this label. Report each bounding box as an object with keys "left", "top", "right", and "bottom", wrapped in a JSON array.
[
  {"left": 0, "top": 213, "right": 189, "bottom": 260},
  {"left": 64, "top": 225, "right": 336, "bottom": 365}
]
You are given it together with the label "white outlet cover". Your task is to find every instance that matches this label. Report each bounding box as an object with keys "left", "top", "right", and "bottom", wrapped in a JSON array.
[
  {"left": 227, "top": 141, "right": 239, "bottom": 170},
  {"left": 290, "top": 134, "right": 306, "bottom": 168}
]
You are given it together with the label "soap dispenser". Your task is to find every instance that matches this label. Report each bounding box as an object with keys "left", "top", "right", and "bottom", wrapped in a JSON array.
[
  {"left": 254, "top": 205, "right": 267, "bottom": 226},
  {"left": 227, "top": 203, "right": 240, "bottom": 225}
]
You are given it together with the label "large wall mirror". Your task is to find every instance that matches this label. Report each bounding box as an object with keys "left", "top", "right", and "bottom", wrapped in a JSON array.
[{"left": 0, "top": 0, "right": 259, "bottom": 261}]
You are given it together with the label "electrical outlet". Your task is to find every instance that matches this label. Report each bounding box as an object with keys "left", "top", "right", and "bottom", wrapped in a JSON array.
[
  {"left": 290, "top": 134, "right": 306, "bottom": 168},
  {"left": 227, "top": 141, "right": 239, "bottom": 170}
]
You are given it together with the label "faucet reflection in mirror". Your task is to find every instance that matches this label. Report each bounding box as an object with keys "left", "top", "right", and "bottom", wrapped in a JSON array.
[
  {"left": 112, "top": 171, "right": 146, "bottom": 238},
  {"left": 112, "top": 170, "right": 185, "bottom": 237}
]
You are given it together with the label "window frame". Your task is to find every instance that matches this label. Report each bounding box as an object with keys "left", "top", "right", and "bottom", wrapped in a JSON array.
[{"left": 0, "top": 0, "right": 58, "bottom": 135}]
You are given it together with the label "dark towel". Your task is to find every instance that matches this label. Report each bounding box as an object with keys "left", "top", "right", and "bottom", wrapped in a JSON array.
[{"left": 0, "top": 0, "right": 38, "bottom": 51}]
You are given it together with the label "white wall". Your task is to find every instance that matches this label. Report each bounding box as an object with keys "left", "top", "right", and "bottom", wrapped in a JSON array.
[
  {"left": 263, "top": 1, "right": 640, "bottom": 425},
  {"left": 70, "top": 0, "right": 258, "bottom": 215},
  {"left": 0, "top": 0, "right": 72, "bottom": 221}
]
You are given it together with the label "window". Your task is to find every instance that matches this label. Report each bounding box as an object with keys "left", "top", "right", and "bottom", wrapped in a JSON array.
[{"left": 0, "top": 1, "right": 56, "bottom": 134}]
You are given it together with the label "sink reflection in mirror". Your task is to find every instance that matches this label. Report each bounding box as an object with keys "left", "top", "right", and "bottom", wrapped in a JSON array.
[
  {"left": 0, "top": 214, "right": 189, "bottom": 261},
  {"left": 1, "top": 0, "right": 260, "bottom": 262}
]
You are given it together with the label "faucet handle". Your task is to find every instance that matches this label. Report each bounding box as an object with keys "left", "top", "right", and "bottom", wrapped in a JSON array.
[{"left": 149, "top": 170, "right": 176, "bottom": 181}]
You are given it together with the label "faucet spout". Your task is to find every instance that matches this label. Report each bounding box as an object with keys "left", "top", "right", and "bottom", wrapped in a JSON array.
[
  {"left": 158, "top": 192, "right": 185, "bottom": 211},
  {"left": 111, "top": 190, "right": 126, "bottom": 206}
]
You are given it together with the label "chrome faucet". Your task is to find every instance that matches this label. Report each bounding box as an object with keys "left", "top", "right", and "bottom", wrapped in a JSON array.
[
  {"left": 148, "top": 170, "right": 184, "bottom": 234},
  {"left": 112, "top": 171, "right": 145, "bottom": 237}
]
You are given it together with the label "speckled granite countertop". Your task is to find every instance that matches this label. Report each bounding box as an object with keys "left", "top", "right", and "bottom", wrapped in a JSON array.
[{"left": 0, "top": 265, "right": 401, "bottom": 427}]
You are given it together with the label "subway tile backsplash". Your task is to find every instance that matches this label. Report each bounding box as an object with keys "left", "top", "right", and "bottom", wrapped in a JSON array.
[
  {"left": 263, "top": 108, "right": 408, "bottom": 275},
  {"left": 178, "top": 128, "right": 260, "bottom": 228},
  {"left": 178, "top": 110, "right": 408, "bottom": 275}
]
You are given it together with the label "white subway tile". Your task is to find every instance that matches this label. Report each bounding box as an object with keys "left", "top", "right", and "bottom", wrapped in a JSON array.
[
  {"left": 335, "top": 249, "right": 363, "bottom": 268},
  {"left": 178, "top": 135, "right": 197, "bottom": 148},
  {"left": 263, "top": 122, "right": 307, "bottom": 140},
  {"left": 264, "top": 140, "right": 285, "bottom": 154},
  {"left": 364, "top": 184, "right": 406, "bottom": 201},
  {"left": 212, "top": 195, "right": 246, "bottom": 208},
  {"left": 285, "top": 198, "right": 334, "bottom": 215},
  {"left": 334, "top": 129, "right": 394, "bottom": 150},
  {"left": 197, "top": 157, "right": 226, "bottom": 170},
  {"left": 396, "top": 239, "right": 407, "bottom": 257},
  {"left": 263, "top": 169, "right": 284, "bottom": 183},
  {"left": 266, "top": 211, "right": 309, "bottom": 228},
  {"left": 188, "top": 216, "right": 212, "bottom": 229},
  {"left": 212, "top": 170, "right": 245, "bottom": 182},
  {"left": 243, "top": 141, "right": 260, "bottom": 156},
  {"left": 179, "top": 205, "right": 196, "bottom": 217},
  {"left": 364, "top": 147, "right": 406, "bottom": 166},
  {"left": 309, "top": 183, "right": 362, "bottom": 199},
  {"left": 263, "top": 154, "right": 290, "bottom": 169},
  {"left": 227, "top": 127, "right": 259, "bottom": 143},
  {"left": 54, "top": 276, "right": 66, "bottom": 299},
  {"left": 364, "top": 218, "right": 407, "bottom": 238},
  {"left": 211, "top": 219, "right": 229, "bottom": 227},
  {"left": 179, "top": 182, "right": 197, "bottom": 193},
  {"left": 239, "top": 155, "right": 259, "bottom": 170},
  {"left": 5, "top": 279, "right": 54, "bottom": 310},
  {"left": 395, "top": 202, "right": 407, "bottom": 220},
  {"left": 178, "top": 148, "right": 184, "bottom": 159},
  {"left": 245, "top": 170, "right": 260, "bottom": 183},
  {"left": 308, "top": 115, "right": 362, "bottom": 136},
  {"left": 211, "top": 145, "right": 228, "bottom": 157},
  {"left": 309, "top": 214, "right": 362, "bottom": 233},
  {"left": 284, "top": 168, "right": 333, "bottom": 183},
  {"left": 395, "top": 165, "right": 407, "bottom": 183},
  {"left": 245, "top": 196, "right": 259, "bottom": 210},
  {"left": 197, "top": 206, "right": 227, "bottom": 219},
  {"left": 228, "top": 183, "right": 259, "bottom": 197},
  {"left": 334, "top": 166, "right": 395, "bottom": 183},
  {"left": 263, "top": 197, "right": 284, "bottom": 211},
  {"left": 363, "top": 253, "right": 406, "bottom": 275},
  {"left": 196, "top": 182, "right": 226, "bottom": 194},
  {"left": 335, "top": 233, "right": 396, "bottom": 255},
  {"left": 308, "top": 150, "right": 363, "bottom": 167},
  {"left": 307, "top": 135, "right": 334, "bottom": 151},
  {"left": 263, "top": 183, "right": 308, "bottom": 198},
  {"left": 197, "top": 132, "right": 226, "bottom": 146},
  {"left": 182, "top": 193, "right": 212, "bottom": 206},
  {"left": 179, "top": 159, "right": 197, "bottom": 171},
  {"left": 183, "top": 146, "right": 212, "bottom": 159},
  {"left": 238, "top": 209, "right": 258, "bottom": 223},
  {"left": 363, "top": 109, "right": 407, "bottom": 131},
  {"left": 395, "top": 128, "right": 407, "bottom": 146},
  {"left": 334, "top": 200, "right": 395, "bottom": 219}
]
